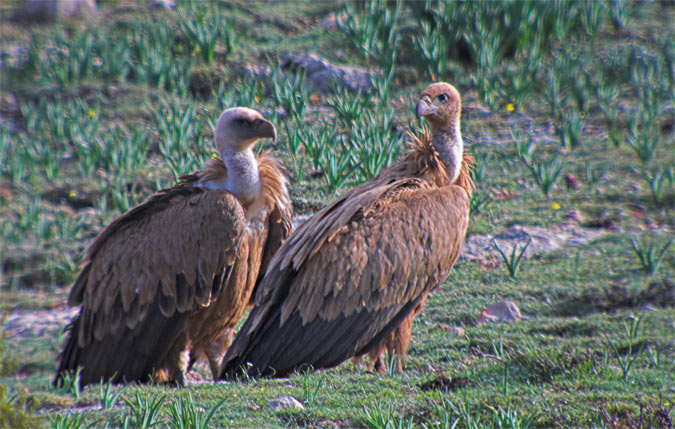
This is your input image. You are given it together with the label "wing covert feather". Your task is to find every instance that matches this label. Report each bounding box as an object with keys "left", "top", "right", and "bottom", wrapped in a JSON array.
[
  {"left": 71, "top": 189, "right": 247, "bottom": 347},
  {"left": 222, "top": 180, "right": 469, "bottom": 377}
]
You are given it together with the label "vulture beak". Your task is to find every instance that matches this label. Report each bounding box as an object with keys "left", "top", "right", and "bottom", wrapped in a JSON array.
[
  {"left": 416, "top": 95, "right": 435, "bottom": 119},
  {"left": 255, "top": 118, "right": 277, "bottom": 143}
]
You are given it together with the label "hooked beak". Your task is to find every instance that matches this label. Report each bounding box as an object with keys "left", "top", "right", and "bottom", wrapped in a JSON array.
[
  {"left": 255, "top": 118, "right": 277, "bottom": 143},
  {"left": 415, "top": 95, "right": 435, "bottom": 119}
]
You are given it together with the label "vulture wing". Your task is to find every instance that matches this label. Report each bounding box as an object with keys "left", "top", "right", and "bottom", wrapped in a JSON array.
[
  {"left": 255, "top": 195, "right": 293, "bottom": 291},
  {"left": 221, "top": 178, "right": 469, "bottom": 378},
  {"left": 57, "top": 185, "right": 247, "bottom": 386}
]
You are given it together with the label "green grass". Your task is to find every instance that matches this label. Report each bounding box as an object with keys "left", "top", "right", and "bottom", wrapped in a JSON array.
[{"left": 1, "top": 0, "right": 673, "bottom": 427}]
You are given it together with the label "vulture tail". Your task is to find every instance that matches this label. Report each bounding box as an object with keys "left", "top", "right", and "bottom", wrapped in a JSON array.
[
  {"left": 54, "top": 300, "right": 191, "bottom": 388},
  {"left": 220, "top": 291, "right": 426, "bottom": 380},
  {"left": 54, "top": 315, "right": 84, "bottom": 388}
]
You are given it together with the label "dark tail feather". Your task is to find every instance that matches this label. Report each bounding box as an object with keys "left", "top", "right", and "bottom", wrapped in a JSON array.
[
  {"left": 54, "top": 315, "right": 83, "bottom": 387},
  {"left": 54, "top": 303, "right": 190, "bottom": 388}
]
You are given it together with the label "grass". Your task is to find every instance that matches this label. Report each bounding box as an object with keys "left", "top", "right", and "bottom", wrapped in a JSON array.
[{"left": 0, "top": 0, "right": 673, "bottom": 427}]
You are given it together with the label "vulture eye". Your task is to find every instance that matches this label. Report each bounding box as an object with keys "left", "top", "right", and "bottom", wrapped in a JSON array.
[
  {"left": 438, "top": 94, "right": 449, "bottom": 103},
  {"left": 234, "top": 118, "right": 250, "bottom": 127}
]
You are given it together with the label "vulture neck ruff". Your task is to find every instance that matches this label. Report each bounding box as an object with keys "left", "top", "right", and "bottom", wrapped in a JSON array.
[
  {"left": 207, "top": 147, "right": 261, "bottom": 208},
  {"left": 431, "top": 121, "right": 463, "bottom": 184}
]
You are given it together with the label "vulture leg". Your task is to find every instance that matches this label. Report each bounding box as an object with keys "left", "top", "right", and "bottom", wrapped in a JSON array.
[
  {"left": 367, "top": 340, "right": 388, "bottom": 374},
  {"left": 366, "top": 293, "right": 427, "bottom": 374},
  {"left": 152, "top": 332, "right": 189, "bottom": 387},
  {"left": 351, "top": 355, "right": 362, "bottom": 373},
  {"left": 204, "top": 328, "right": 234, "bottom": 379}
]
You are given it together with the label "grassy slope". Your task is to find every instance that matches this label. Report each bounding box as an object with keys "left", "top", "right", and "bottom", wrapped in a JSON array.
[{"left": 0, "top": 0, "right": 673, "bottom": 427}]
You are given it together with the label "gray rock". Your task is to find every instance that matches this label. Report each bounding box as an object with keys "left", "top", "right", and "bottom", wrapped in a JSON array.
[
  {"left": 267, "top": 395, "right": 305, "bottom": 411},
  {"left": 478, "top": 301, "right": 523, "bottom": 324},
  {"left": 640, "top": 304, "right": 658, "bottom": 313},
  {"left": 149, "top": 0, "right": 176, "bottom": 10},
  {"left": 448, "top": 326, "right": 465, "bottom": 336},
  {"left": 281, "top": 53, "right": 376, "bottom": 94},
  {"left": 13, "top": 0, "right": 97, "bottom": 23},
  {"left": 419, "top": 363, "right": 435, "bottom": 374},
  {"left": 461, "top": 222, "right": 607, "bottom": 264},
  {"left": 318, "top": 12, "right": 348, "bottom": 30}
]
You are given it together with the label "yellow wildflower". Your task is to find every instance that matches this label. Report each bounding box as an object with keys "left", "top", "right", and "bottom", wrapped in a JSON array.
[
  {"left": 551, "top": 203, "right": 561, "bottom": 211},
  {"left": 506, "top": 103, "right": 515, "bottom": 113},
  {"left": 166, "top": 114, "right": 172, "bottom": 122},
  {"left": 68, "top": 190, "right": 77, "bottom": 198},
  {"left": 211, "top": 152, "right": 219, "bottom": 159},
  {"left": 88, "top": 108, "right": 96, "bottom": 118}
]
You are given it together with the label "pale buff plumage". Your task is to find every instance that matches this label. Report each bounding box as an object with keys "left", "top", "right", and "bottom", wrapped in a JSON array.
[
  {"left": 220, "top": 83, "right": 473, "bottom": 379},
  {"left": 55, "top": 108, "right": 291, "bottom": 387}
]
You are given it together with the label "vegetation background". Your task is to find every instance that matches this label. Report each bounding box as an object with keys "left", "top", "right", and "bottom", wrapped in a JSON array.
[{"left": 0, "top": 0, "right": 673, "bottom": 427}]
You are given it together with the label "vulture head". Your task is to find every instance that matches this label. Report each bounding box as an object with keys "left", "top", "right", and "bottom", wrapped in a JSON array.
[
  {"left": 415, "top": 82, "right": 461, "bottom": 130},
  {"left": 215, "top": 107, "right": 277, "bottom": 154}
]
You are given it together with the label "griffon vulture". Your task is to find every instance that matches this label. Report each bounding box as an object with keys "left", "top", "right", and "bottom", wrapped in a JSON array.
[
  {"left": 55, "top": 107, "right": 292, "bottom": 387},
  {"left": 358, "top": 150, "right": 474, "bottom": 374},
  {"left": 220, "top": 82, "right": 474, "bottom": 379}
]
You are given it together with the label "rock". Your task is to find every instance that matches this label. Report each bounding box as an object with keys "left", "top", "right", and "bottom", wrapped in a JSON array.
[
  {"left": 418, "top": 363, "right": 435, "bottom": 374},
  {"left": 478, "top": 301, "right": 523, "bottom": 325},
  {"left": 448, "top": 326, "right": 465, "bottom": 336},
  {"left": 462, "top": 222, "right": 607, "bottom": 264},
  {"left": 281, "top": 53, "right": 376, "bottom": 94},
  {"left": 13, "top": 0, "right": 97, "bottom": 23},
  {"left": 640, "top": 304, "right": 658, "bottom": 313},
  {"left": 149, "top": 0, "right": 175, "bottom": 10},
  {"left": 563, "top": 208, "right": 584, "bottom": 224},
  {"left": 419, "top": 374, "right": 469, "bottom": 391},
  {"left": 318, "top": 12, "right": 348, "bottom": 30},
  {"left": 267, "top": 396, "right": 305, "bottom": 411},
  {"left": 241, "top": 63, "right": 272, "bottom": 80}
]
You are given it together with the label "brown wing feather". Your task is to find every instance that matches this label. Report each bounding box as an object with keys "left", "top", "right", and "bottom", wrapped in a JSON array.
[
  {"left": 74, "top": 188, "right": 246, "bottom": 346},
  {"left": 57, "top": 182, "right": 248, "bottom": 387},
  {"left": 221, "top": 178, "right": 469, "bottom": 378}
]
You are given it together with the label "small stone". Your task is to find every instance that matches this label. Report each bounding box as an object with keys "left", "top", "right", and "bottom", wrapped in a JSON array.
[
  {"left": 563, "top": 208, "right": 583, "bottom": 224},
  {"left": 149, "top": 0, "right": 175, "bottom": 10},
  {"left": 267, "top": 396, "right": 305, "bottom": 411},
  {"left": 448, "top": 326, "right": 465, "bottom": 336},
  {"left": 14, "top": 0, "right": 98, "bottom": 23},
  {"left": 318, "top": 12, "right": 348, "bottom": 30},
  {"left": 281, "top": 53, "right": 376, "bottom": 94},
  {"left": 419, "top": 363, "right": 435, "bottom": 374},
  {"left": 478, "top": 301, "right": 523, "bottom": 325},
  {"left": 640, "top": 304, "right": 658, "bottom": 313}
]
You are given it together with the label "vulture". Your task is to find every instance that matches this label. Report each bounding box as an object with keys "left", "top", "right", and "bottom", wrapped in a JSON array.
[
  {"left": 55, "top": 107, "right": 292, "bottom": 387},
  {"left": 220, "top": 82, "right": 474, "bottom": 379},
  {"left": 359, "top": 152, "right": 473, "bottom": 374}
]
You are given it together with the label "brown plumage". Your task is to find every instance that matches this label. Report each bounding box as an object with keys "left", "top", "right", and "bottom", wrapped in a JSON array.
[
  {"left": 220, "top": 82, "right": 473, "bottom": 379},
  {"left": 357, "top": 148, "right": 474, "bottom": 374},
  {"left": 55, "top": 107, "right": 291, "bottom": 387}
]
